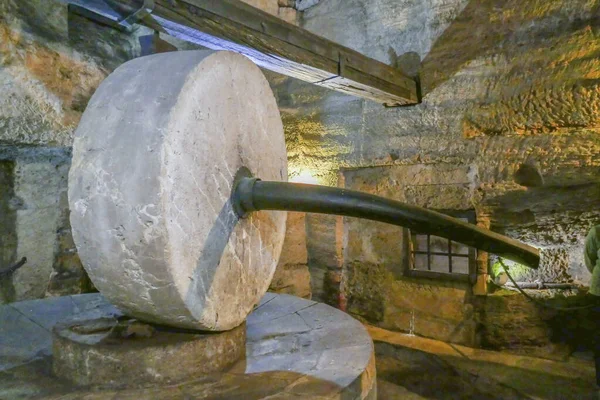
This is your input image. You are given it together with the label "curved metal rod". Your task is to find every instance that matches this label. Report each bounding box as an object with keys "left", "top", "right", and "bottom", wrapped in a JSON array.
[
  {"left": 0, "top": 257, "right": 27, "bottom": 278},
  {"left": 233, "top": 178, "right": 540, "bottom": 269}
]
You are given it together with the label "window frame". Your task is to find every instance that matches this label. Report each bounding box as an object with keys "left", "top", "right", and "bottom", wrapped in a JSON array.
[{"left": 403, "top": 210, "right": 477, "bottom": 283}]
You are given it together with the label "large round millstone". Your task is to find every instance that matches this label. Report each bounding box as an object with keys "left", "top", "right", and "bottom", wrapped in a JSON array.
[
  {"left": 68, "top": 51, "right": 288, "bottom": 331},
  {"left": 52, "top": 317, "right": 246, "bottom": 388}
]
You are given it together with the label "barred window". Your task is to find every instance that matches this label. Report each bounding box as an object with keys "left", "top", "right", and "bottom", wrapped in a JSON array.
[{"left": 404, "top": 211, "right": 476, "bottom": 282}]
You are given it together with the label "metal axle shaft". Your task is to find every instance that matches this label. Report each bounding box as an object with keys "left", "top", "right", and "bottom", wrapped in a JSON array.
[{"left": 233, "top": 177, "right": 540, "bottom": 269}]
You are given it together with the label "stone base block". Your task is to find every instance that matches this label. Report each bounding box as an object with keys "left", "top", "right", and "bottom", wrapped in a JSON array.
[{"left": 52, "top": 317, "right": 245, "bottom": 388}]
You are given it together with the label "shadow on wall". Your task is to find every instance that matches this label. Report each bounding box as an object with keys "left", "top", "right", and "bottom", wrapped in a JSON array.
[{"left": 476, "top": 289, "right": 600, "bottom": 362}]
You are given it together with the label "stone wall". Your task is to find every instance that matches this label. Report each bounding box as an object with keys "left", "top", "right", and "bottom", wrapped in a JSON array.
[
  {"left": 269, "top": 212, "right": 311, "bottom": 298},
  {"left": 340, "top": 165, "right": 478, "bottom": 346},
  {"left": 279, "top": 0, "right": 600, "bottom": 282},
  {"left": 0, "top": 0, "right": 144, "bottom": 302},
  {"left": 305, "top": 213, "right": 343, "bottom": 304},
  {"left": 269, "top": 0, "right": 600, "bottom": 351}
]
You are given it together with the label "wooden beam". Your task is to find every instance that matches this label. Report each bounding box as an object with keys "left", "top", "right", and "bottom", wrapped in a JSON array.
[{"left": 107, "top": 0, "right": 419, "bottom": 106}]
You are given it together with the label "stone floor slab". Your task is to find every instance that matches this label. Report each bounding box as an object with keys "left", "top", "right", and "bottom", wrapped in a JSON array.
[
  {"left": 0, "top": 305, "right": 51, "bottom": 371},
  {"left": 11, "top": 295, "right": 79, "bottom": 331}
]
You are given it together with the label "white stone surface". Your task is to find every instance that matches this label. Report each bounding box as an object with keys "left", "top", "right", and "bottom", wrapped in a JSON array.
[{"left": 69, "top": 51, "right": 287, "bottom": 331}]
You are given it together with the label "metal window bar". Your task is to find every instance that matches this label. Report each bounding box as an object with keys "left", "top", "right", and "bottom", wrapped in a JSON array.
[
  {"left": 411, "top": 234, "right": 471, "bottom": 275},
  {"left": 405, "top": 210, "right": 479, "bottom": 281}
]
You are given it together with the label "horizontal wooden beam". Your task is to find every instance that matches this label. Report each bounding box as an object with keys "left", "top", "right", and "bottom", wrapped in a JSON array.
[{"left": 104, "top": 0, "right": 419, "bottom": 106}]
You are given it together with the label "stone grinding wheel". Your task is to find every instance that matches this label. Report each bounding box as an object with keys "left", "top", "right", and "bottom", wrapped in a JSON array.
[{"left": 69, "top": 51, "right": 287, "bottom": 331}]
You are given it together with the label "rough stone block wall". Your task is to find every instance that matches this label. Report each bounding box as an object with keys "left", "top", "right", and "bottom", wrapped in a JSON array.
[
  {"left": 268, "top": 212, "right": 311, "bottom": 298},
  {"left": 340, "top": 165, "right": 478, "bottom": 346},
  {"left": 267, "top": 0, "right": 600, "bottom": 352},
  {"left": 0, "top": 0, "right": 156, "bottom": 302},
  {"left": 476, "top": 291, "right": 564, "bottom": 360},
  {"left": 11, "top": 153, "right": 72, "bottom": 300}
]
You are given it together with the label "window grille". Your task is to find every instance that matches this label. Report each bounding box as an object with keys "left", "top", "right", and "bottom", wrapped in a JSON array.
[{"left": 404, "top": 211, "right": 477, "bottom": 282}]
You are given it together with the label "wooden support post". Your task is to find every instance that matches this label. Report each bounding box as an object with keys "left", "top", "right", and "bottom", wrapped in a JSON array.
[
  {"left": 473, "top": 216, "right": 490, "bottom": 296},
  {"left": 106, "top": 0, "right": 419, "bottom": 106}
]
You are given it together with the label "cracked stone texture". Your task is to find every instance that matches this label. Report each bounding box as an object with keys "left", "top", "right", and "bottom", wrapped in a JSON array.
[
  {"left": 0, "top": 293, "right": 376, "bottom": 399},
  {"left": 0, "top": 146, "right": 85, "bottom": 304},
  {"left": 11, "top": 159, "right": 70, "bottom": 300},
  {"left": 69, "top": 50, "right": 288, "bottom": 331},
  {"left": 0, "top": 160, "right": 17, "bottom": 304}
]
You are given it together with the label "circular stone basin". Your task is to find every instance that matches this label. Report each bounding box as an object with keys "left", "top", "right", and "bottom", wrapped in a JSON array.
[{"left": 0, "top": 293, "right": 376, "bottom": 399}]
